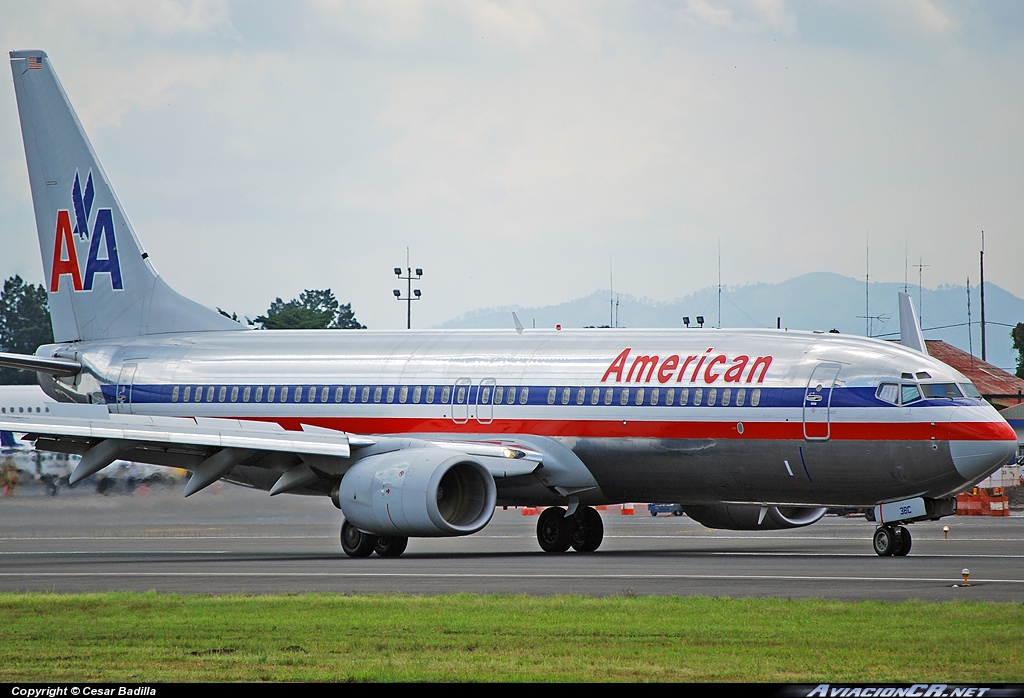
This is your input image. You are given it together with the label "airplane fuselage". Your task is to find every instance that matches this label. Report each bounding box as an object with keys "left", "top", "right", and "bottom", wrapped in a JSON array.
[{"left": 37, "top": 326, "right": 1014, "bottom": 507}]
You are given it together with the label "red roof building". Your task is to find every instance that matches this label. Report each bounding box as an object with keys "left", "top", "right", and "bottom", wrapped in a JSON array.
[{"left": 925, "top": 340, "right": 1024, "bottom": 409}]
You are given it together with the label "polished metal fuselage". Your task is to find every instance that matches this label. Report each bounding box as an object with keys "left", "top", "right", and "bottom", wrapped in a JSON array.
[{"left": 38, "top": 326, "right": 1016, "bottom": 507}]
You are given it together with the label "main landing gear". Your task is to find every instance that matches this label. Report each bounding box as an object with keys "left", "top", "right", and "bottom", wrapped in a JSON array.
[
  {"left": 872, "top": 524, "right": 912, "bottom": 557},
  {"left": 341, "top": 520, "right": 409, "bottom": 558},
  {"left": 537, "top": 506, "right": 604, "bottom": 553}
]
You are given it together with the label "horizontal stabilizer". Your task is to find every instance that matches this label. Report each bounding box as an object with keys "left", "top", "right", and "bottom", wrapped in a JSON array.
[{"left": 0, "top": 352, "right": 80, "bottom": 377}]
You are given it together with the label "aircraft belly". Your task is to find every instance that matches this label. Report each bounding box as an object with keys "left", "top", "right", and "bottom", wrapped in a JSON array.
[{"left": 570, "top": 437, "right": 961, "bottom": 506}]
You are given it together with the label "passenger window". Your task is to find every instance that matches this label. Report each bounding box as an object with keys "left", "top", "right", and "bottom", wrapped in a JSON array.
[
  {"left": 268, "top": 386, "right": 277, "bottom": 402},
  {"left": 387, "top": 386, "right": 395, "bottom": 403},
  {"left": 591, "top": 388, "right": 600, "bottom": 405},
  {"left": 348, "top": 386, "right": 356, "bottom": 403},
  {"left": 693, "top": 388, "right": 703, "bottom": 406},
  {"left": 412, "top": 385, "right": 421, "bottom": 403},
  {"left": 665, "top": 388, "right": 675, "bottom": 406},
  {"left": 279, "top": 386, "right": 288, "bottom": 403},
  {"left": 650, "top": 388, "right": 659, "bottom": 405},
  {"left": 494, "top": 386, "right": 503, "bottom": 404},
  {"left": 374, "top": 386, "right": 382, "bottom": 403},
  {"left": 707, "top": 388, "right": 717, "bottom": 406},
  {"left": 230, "top": 386, "right": 239, "bottom": 403},
  {"left": 480, "top": 386, "right": 491, "bottom": 404},
  {"left": 634, "top": 388, "right": 644, "bottom": 405},
  {"left": 604, "top": 388, "right": 613, "bottom": 405},
  {"left": 620, "top": 388, "right": 630, "bottom": 406},
  {"left": 321, "top": 386, "right": 329, "bottom": 402},
  {"left": 750, "top": 388, "right": 761, "bottom": 407},
  {"left": 441, "top": 386, "right": 451, "bottom": 404},
  {"left": 507, "top": 387, "right": 516, "bottom": 405},
  {"left": 576, "top": 388, "right": 585, "bottom": 405},
  {"left": 561, "top": 387, "right": 571, "bottom": 405},
  {"left": 207, "top": 387, "right": 215, "bottom": 403},
  {"left": 334, "top": 387, "right": 343, "bottom": 403},
  {"left": 426, "top": 385, "right": 435, "bottom": 404},
  {"left": 678, "top": 388, "right": 688, "bottom": 406},
  {"left": 547, "top": 387, "right": 556, "bottom": 405},
  {"left": 217, "top": 386, "right": 226, "bottom": 402},
  {"left": 519, "top": 387, "right": 529, "bottom": 404},
  {"left": 243, "top": 386, "right": 251, "bottom": 403},
  {"left": 721, "top": 388, "right": 730, "bottom": 407},
  {"left": 171, "top": 386, "right": 180, "bottom": 402},
  {"left": 399, "top": 386, "right": 408, "bottom": 404},
  {"left": 256, "top": 386, "right": 264, "bottom": 403}
]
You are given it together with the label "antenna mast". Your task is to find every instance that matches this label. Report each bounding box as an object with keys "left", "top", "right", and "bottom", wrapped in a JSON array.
[
  {"left": 865, "top": 232, "right": 870, "bottom": 336},
  {"left": 980, "top": 231, "right": 987, "bottom": 361},
  {"left": 967, "top": 277, "right": 974, "bottom": 368}
]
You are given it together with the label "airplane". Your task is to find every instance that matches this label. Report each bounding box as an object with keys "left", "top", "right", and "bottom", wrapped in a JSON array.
[
  {"left": 0, "top": 385, "right": 54, "bottom": 448},
  {"left": 0, "top": 49, "right": 1017, "bottom": 558}
]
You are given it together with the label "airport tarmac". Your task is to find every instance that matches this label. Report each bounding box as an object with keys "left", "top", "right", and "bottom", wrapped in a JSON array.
[{"left": 1, "top": 483, "right": 1022, "bottom": 601}]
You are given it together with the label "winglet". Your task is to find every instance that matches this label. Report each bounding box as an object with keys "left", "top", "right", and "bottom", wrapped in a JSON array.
[
  {"left": 898, "top": 292, "right": 928, "bottom": 355},
  {"left": 512, "top": 312, "right": 524, "bottom": 335}
]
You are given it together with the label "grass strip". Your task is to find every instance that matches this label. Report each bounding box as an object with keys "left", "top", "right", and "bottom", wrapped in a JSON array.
[{"left": 0, "top": 592, "right": 1020, "bottom": 682}]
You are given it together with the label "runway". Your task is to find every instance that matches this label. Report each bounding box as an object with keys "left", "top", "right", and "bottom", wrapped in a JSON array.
[{"left": 2, "top": 483, "right": 1023, "bottom": 601}]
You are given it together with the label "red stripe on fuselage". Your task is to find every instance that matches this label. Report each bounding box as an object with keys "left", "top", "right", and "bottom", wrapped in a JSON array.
[{"left": 231, "top": 416, "right": 1016, "bottom": 442}]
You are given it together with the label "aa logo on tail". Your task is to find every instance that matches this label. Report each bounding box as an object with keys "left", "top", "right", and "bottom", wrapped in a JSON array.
[{"left": 50, "top": 170, "right": 122, "bottom": 292}]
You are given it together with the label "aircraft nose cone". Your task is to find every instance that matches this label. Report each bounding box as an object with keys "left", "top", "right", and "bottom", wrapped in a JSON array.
[{"left": 948, "top": 408, "right": 1018, "bottom": 484}]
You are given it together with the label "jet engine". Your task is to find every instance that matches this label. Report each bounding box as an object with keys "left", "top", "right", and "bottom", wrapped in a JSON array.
[
  {"left": 683, "top": 504, "right": 827, "bottom": 531},
  {"left": 338, "top": 448, "right": 496, "bottom": 537}
]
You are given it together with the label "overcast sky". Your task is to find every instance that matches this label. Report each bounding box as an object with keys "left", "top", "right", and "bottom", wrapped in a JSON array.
[{"left": 2, "top": 1, "right": 1023, "bottom": 330}]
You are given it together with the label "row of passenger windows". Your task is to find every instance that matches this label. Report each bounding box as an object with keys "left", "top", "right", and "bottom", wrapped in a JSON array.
[
  {"left": 0, "top": 406, "right": 48, "bottom": 414},
  {"left": 540, "top": 385, "right": 761, "bottom": 408},
  {"left": 166, "top": 383, "right": 763, "bottom": 408}
]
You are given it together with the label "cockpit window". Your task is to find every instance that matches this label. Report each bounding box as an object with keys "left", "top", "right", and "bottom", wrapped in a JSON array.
[
  {"left": 921, "top": 383, "right": 962, "bottom": 399},
  {"left": 900, "top": 384, "right": 922, "bottom": 405},
  {"left": 959, "top": 382, "right": 983, "bottom": 399},
  {"left": 876, "top": 383, "right": 898, "bottom": 404}
]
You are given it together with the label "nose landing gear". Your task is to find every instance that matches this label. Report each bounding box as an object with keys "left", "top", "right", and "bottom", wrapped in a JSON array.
[{"left": 872, "top": 525, "right": 912, "bottom": 557}]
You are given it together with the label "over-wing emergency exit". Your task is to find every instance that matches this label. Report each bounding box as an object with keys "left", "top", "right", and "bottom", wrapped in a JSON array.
[{"left": 1, "top": 50, "right": 1016, "bottom": 558}]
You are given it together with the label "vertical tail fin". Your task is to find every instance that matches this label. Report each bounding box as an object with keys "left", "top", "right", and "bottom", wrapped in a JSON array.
[
  {"left": 898, "top": 292, "right": 928, "bottom": 355},
  {"left": 9, "top": 50, "right": 243, "bottom": 342}
]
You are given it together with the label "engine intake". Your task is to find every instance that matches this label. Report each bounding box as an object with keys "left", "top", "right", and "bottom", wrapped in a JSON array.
[
  {"left": 683, "top": 504, "right": 827, "bottom": 531},
  {"left": 339, "top": 448, "right": 496, "bottom": 537}
]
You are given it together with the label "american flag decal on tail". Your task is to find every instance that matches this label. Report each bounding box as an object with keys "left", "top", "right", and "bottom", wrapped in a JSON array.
[{"left": 28, "top": 57, "right": 42, "bottom": 69}]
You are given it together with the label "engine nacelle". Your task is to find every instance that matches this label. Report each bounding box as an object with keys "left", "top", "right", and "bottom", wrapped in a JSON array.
[
  {"left": 683, "top": 504, "right": 827, "bottom": 531},
  {"left": 339, "top": 448, "right": 496, "bottom": 537}
]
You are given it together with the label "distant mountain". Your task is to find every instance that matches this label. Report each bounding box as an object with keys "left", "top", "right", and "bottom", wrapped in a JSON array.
[{"left": 436, "top": 272, "right": 1024, "bottom": 373}]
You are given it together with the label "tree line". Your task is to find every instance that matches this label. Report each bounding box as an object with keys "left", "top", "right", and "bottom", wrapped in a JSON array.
[
  {"left": 0, "top": 276, "right": 365, "bottom": 384},
  {"left": 4, "top": 274, "right": 1024, "bottom": 382}
]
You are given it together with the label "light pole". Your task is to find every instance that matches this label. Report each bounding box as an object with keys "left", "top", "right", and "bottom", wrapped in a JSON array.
[{"left": 393, "top": 248, "right": 422, "bottom": 329}]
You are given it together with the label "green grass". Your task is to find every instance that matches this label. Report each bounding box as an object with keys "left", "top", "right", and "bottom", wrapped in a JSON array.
[{"left": 0, "top": 593, "right": 1021, "bottom": 682}]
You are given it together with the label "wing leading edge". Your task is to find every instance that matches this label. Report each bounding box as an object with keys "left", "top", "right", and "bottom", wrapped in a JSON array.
[{"left": 0, "top": 405, "right": 544, "bottom": 497}]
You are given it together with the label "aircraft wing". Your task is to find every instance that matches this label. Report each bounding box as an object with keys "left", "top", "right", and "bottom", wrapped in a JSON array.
[{"left": 0, "top": 405, "right": 543, "bottom": 495}]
